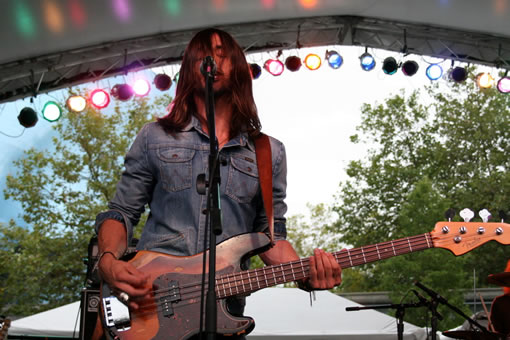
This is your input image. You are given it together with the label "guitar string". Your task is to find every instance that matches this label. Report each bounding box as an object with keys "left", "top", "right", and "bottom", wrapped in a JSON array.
[
  {"left": 128, "top": 230, "right": 500, "bottom": 317},
  {"left": 128, "top": 235, "right": 435, "bottom": 317}
]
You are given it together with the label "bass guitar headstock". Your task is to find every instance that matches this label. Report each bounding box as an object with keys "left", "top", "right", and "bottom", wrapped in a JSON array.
[{"left": 430, "top": 208, "right": 510, "bottom": 255}]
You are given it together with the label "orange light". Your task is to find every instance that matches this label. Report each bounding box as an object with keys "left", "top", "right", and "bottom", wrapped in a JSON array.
[
  {"left": 44, "top": 0, "right": 64, "bottom": 33},
  {"left": 304, "top": 54, "right": 321, "bottom": 70},
  {"left": 299, "top": 0, "right": 318, "bottom": 9}
]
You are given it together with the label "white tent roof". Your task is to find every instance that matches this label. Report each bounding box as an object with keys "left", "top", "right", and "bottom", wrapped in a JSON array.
[
  {"left": 9, "top": 288, "right": 427, "bottom": 339},
  {"left": 245, "top": 288, "right": 427, "bottom": 340},
  {"left": 9, "top": 300, "right": 81, "bottom": 338}
]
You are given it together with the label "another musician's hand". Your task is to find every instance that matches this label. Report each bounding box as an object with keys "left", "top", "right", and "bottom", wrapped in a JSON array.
[
  {"left": 307, "top": 248, "right": 342, "bottom": 290},
  {"left": 98, "top": 254, "right": 152, "bottom": 310}
]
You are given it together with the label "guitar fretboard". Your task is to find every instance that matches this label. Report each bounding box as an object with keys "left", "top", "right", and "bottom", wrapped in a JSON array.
[{"left": 215, "top": 233, "right": 434, "bottom": 298}]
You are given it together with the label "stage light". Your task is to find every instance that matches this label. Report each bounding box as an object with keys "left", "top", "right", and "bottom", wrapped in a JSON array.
[
  {"left": 382, "top": 57, "right": 398, "bottom": 75},
  {"left": 304, "top": 54, "right": 321, "bottom": 71},
  {"left": 402, "top": 60, "right": 419, "bottom": 76},
  {"left": 476, "top": 72, "right": 495, "bottom": 89},
  {"left": 133, "top": 79, "right": 151, "bottom": 96},
  {"left": 18, "top": 107, "right": 38, "bottom": 128},
  {"left": 90, "top": 89, "right": 110, "bottom": 109},
  {"left": 66, "top": 95, "right": 87, "bottom": 112},
  {"left": 325, "top": 50, "right": 343, "bottom": 69},
  {"left": 111, "top": 84, "right": 134, "bottom": 101},
  {"left": 250, "top": 63, "right": 262, "bottom": 79},
  {"left": 426, "top": 64, "right": 443, "bottom": 81},
  {"left": 449, "top": 67, "right": 468, "bottom": 83},
  {"left": 154, "top": 74, "right": 172, "bottom": 91},
  {"left": 360, "top": 52, "right": 375, "bottom": 71},
  {"left": 285, "top": 56, "right": 302, "bottom": 72},
  {"left": 42, "top": 101, "right": 62, "bottom": 122},
  {"left": 497, "top": 75, "right": 510, "bottom": 94},
  {"left": 264, "top": 59, "right": 284, "bottom": 76}
]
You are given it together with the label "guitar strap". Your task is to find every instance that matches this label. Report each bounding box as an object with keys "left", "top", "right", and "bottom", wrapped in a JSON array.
[{"left": 254, "top": 133, "right": 275, "bottom": 247}]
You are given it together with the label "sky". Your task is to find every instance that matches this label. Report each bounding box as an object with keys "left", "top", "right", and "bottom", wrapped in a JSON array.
[{"left": 0, "top": 45, "right": 493, "bottom": 227}]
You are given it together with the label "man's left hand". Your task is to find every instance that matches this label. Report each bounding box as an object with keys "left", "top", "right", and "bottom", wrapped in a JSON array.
[{"left": 307, "top": 248, "right": 342, "bottom": 290}]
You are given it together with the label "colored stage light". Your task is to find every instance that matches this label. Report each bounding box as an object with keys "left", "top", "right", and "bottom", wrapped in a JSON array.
[
  {"left": 360, "top": 52, "right": 375, "bottom": 71},
  {"left": 133, "top": 79, "right": 151, "bottom": 96},
  {"left": 250, "top": 63, "right": 262, "bottom": 79},
  {"left": 382, "top": 57, "right": 398, "bottom": 75},
  {"left": 66, "top": 95, "right": 87, "bottom": 112},
  {"left": 154, "top": 74, "right": 172, "bottom": 91},
  {"left": 90, "top": 89, "right": 110, "bottom": 109},
  {"left": 111, "top": 84, "right": 134, "bottom": 101},
  {"left": 304, "top": 54, "right": 321, "bottom": 70},
  {"left": 325, "top": 50, "right": 343, "bottom": 69},
  {"left": 42, "top": 101, "right": 62, "bottom": 122},
  {"left": 476, "top": 73, "right": 494, "bottom": 89},
  {"left": 449, "top": 67, "right": 468, "bottom": 83},
  {"left": 497, "top": 76, "right": 510, "bottom": 94},
  {"left": 285, "top": 56, "right": 302, "bottom": 72},
  {"left": 264, "top": 59, "right": 284, "bottom": 76},
  {"left": 18, "top": 107, "right": 38, "bottom": 128},
  {"left": 402, "top": 60, "right": 419, "bottom": 76},
  {"left": 426, "top": 64, "right": 443, "bottom": 81}
]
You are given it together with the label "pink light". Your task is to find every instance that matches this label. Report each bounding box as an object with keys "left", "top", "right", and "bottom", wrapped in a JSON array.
[
  {"left": 133, "top": 79, "right": 151, "bottom": 96},
  {"left": 112, "top": 0, "right": 131, "bottom": 21},
  {"left": 264, "top": 59, "right": 284, "bottom": 76},
  {"left": 90, "top": 89, "right": 110, "bottom": 109}
]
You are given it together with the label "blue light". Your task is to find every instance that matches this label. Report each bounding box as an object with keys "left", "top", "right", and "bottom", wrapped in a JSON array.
[
  {"left": 326, "top": 50, "right": 343, "bottom": 69},
  {"left": 426, "top": 64, "right": 443, "bottom": 81},
  {"left": 360, "top": 52, "right": 376, "bottom": 71}
]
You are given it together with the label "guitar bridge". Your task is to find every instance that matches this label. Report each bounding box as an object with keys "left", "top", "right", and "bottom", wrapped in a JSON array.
[{"left": 102, "top": 296, "right": 131, "bottom": 331}]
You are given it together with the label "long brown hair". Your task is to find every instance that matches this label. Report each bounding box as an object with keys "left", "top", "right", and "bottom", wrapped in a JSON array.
[{"left": 158, "top": 28, "right": 261, "bottom": 137}]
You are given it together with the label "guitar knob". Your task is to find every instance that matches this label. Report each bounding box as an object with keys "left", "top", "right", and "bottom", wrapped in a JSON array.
[
  {"left": 441, "top": 226, "right": 450, "bottom": 234},
  {"left": 496, "top": 227, "right": 504, "bottom": 235},
  {"left": 478, "top": 209, "right": 491, "bottom": 223},
  {"left": 460, "top": 208, "right": 474, "bottom": 222},
  {"left": 454, "top": 236, "right": 462, "bottom": 243},
  {"left": 459, "top": 226, "right": 467, "bottom": 234},
  {"left": 477, "top": 227, "right": 485, "bottom": 234}
]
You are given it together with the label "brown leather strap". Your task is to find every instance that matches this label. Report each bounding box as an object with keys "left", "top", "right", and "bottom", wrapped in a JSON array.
[{"left": 254, "top": 133, "right": 274, "bottom": 246}]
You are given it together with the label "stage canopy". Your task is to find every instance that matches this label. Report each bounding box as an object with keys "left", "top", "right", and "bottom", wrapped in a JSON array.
[{"left": 1, "top": 0, "right": 510, "bottom": 104}]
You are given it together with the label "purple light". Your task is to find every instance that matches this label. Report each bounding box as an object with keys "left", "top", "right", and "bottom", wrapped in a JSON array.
[
  {"left": 497, "top": 77, "right": 510, "bottom": 94},
  {"left": 112, "top": 0, "right": 131, "bottom": 21}
]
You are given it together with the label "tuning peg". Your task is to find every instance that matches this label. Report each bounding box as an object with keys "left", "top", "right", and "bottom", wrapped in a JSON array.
[
  {"left": 444, "top": 208, "right": 456, "bottom": 221},
  {"left": 499, "top": 210, "right": 508, "bottom": 222},
  {"left": 478, "top": 209, "right": 491, "bottom": 223},
  {"left": 459, "top": 208, "right": 475, "bottom": 222}
]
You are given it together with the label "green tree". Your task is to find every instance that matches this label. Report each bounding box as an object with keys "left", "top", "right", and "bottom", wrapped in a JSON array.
[
  {"left": 332, "top": 76, "right": 510, "bottom": 329},
  {"left": 1, "top": 92, "right": 171, "bottom": 316}
]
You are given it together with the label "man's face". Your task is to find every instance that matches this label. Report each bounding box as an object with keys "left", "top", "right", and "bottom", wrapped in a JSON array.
[{"left": 194, "top": 33, "right": 233, "bottom": 97}]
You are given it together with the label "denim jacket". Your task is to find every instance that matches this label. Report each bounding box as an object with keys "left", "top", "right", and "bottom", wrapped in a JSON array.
[{"left": 95, "top": 116, "right": 288, "bottom": 256}]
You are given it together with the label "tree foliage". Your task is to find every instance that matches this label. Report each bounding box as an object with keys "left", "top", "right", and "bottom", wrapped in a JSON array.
[
  {"left": 332, "top": 75, "right": 510, "bottom": 329},
  {"left": 1, "top": 92, "right": 170, "bottom": 316}
]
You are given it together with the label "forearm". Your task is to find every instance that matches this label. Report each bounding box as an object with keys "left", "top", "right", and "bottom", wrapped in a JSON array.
[
  {"left": 259, "top": 240, "right": 300, "bottom": 266},
  {"left": 97, "top": 219, "right": 128, "bottom": 258}
]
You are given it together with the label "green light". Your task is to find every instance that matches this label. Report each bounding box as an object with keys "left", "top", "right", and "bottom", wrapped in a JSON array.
[
  {"left": 42, "top": 101, "right": 62, "bottom": 122},
  {"left": 14, "top": 0, "right": 35, "bottom": 38},
  {"left": 164, "top": 0, "right": 181, "bottom": 15}
]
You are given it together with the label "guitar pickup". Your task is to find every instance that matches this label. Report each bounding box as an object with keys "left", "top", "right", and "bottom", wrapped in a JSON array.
[
  {"left": 102, "top": 296, "right": 131, "bottom": 331},
  {"left": 159, "top": 280, "right": 181, "bottom": 318}
]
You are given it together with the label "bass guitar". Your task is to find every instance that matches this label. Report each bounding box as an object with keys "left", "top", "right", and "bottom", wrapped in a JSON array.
[{"left": 100, "top": 217, "right": 510, "bottom": 340}]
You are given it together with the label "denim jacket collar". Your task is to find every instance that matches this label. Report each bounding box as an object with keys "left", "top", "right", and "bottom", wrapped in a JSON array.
[{"left": 184, "top": 115, "right": 255, "bottom": 152}]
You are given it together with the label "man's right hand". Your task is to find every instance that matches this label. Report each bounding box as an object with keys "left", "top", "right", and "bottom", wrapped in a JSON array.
[{"left": 98, "top": 252, "right": 152, "bottom": 310}]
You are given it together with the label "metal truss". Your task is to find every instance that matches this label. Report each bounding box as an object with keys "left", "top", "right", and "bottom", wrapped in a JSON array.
[{"left": 1, "top": 15, "right": 509, "bottom": 104}]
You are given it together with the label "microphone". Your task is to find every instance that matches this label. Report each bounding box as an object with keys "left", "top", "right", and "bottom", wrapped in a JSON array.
[
  {"left": 414, "top": 281, "right": 448, "bottom": 304},
  {"left": 412, "top": 289, "right": 429, "bottom": 306},
  {"left": 200, "top": 56, "right": 217, "bottom": 77}
]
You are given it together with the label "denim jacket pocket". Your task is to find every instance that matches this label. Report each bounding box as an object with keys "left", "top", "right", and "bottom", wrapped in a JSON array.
[
  {"left": 226, "top": 155, "right": 259, "bottom": 203},
  {"left": 157, "top": 147, "right": 195, "bottom": 192}
]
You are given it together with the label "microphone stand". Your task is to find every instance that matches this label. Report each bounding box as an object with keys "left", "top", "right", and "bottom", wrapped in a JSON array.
[
  {"left": 199, "top": 56, "right": 222, "bottom": 340},
  {"left": 346, "top": 302, "right": 424, "bottom": 340},
  {"left": 414, "top": 281, "right": 493, "bottom": 338}
]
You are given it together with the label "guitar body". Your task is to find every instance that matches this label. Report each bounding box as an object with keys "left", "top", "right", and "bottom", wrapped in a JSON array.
[{"left": 100, "top": 232, "right": 271, "bottom": 340}]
